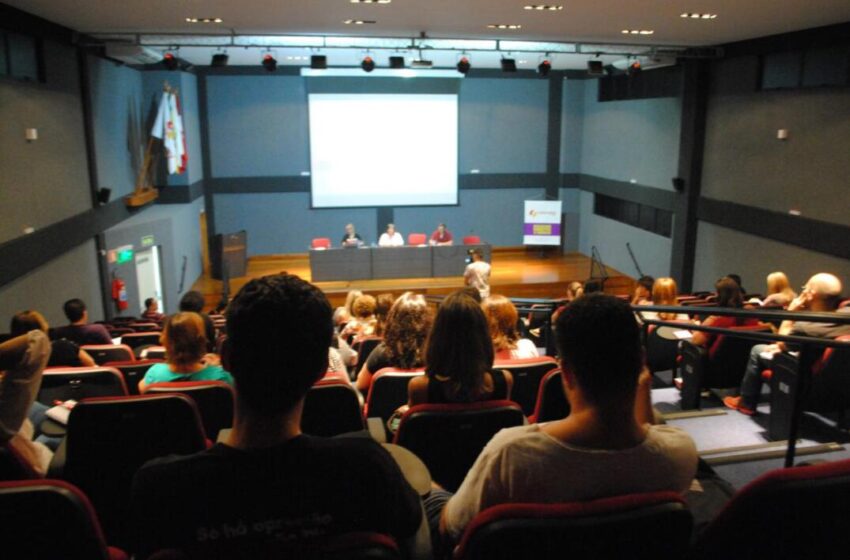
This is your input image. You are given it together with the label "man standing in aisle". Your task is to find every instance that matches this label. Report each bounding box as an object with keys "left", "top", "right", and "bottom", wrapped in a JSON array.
[{"left": 464, "top": 249, "right": 491, "bottom": 299}]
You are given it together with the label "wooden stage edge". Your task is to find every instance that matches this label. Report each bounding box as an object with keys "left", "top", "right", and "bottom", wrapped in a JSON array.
[{"left": 194, "top": 248, "right": 636, "bottom": 309}]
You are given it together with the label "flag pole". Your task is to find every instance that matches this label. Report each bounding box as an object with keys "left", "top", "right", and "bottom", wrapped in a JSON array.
[{"left": 127, "top": 82, "right": 170, "bottom": 208}]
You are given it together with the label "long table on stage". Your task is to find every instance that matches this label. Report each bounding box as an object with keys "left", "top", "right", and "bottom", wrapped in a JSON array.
[{"left": 309, "top": 244, "right": 492, "bottom": 282}]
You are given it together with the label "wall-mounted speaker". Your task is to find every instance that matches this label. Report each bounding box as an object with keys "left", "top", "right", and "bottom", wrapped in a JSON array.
[
  {"left": 96, "top": 187, "right": 112, "bottom": 205},
  {"left": 671, "top": 177, "right": 685, "bottom": 192}
]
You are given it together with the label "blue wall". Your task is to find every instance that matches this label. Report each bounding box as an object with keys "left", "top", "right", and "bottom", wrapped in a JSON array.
[{"left": 560, "top": 79, "right": 585, "bottom": 174}]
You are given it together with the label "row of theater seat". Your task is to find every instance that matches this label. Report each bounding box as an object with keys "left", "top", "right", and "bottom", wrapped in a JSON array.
[{"left": 5, "top": 455, "right": 850, "bottom": 559}]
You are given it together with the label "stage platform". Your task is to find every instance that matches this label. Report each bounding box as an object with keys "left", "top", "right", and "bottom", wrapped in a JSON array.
[{"left": 193, "top": 248, "right": 635, "bottom": 309}]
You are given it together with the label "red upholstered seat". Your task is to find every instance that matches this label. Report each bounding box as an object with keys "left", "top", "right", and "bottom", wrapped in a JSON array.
[
  {"left": 529, "top": 368, "right": 568, "bottom": 424},
  {"left": 692, "top": 459, "right": 850, "bottom": 559},
  {"left": 364, "top": 368, "right": 425, "bottom": 439},
  {"left": 454, "top": 491, "right": 692, "bottom": 560},
  {"left": 0, "top": 479, "right": 129, "bottom": 559},
  {"left": 493, "top": 357, "right": 559, "bottom": 416},
  {"left": 82, "top": 344, "right": 135, "bottom": 365},
  {"left": 104, "top": 359, "right": 163, "bottom": 395},
  {"left": 462, "top": 235, "right": 481, "bottom": 245},
  {"left": 302, "top": 378, "right": 364, "bottom": 437},
  {"left": 38, "top": 366, "right": 128, "bottom": 405},
  {"left": 311, "top": 237, "right": 331, "bottom": 249},
  {"left": 407, "top": 233, "right": 427, "bottom": 245}
]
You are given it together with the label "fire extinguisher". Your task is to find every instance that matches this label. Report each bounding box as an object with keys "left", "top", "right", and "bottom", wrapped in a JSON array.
[{"left": 112, "top": 275, "right": 128, "bottom": 312}]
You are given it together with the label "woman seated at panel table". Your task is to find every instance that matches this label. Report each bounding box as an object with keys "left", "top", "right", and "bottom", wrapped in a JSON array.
[
  {"left": 482, "top": 295, "right": 539, "bottom": 360},
  {"left": 138, "top": 312, "right": 233, "bottom": 393}
]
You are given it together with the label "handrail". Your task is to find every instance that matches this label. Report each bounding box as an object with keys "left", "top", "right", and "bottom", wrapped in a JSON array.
[{"left": 635, "top": 304, "right": 850, "bottom": 325}]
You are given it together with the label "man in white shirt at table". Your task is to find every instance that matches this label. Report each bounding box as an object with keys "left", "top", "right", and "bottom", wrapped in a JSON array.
[{"left": 378, "top": 223, "right": 404, "bottom": 247}]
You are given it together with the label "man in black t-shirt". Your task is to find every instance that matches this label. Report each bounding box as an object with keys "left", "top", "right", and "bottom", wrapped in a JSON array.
[
  {"left": 50, "top": 298, "right": 112, "bottom": 346},
  {"left": 131, "top": 275, "right": 422, "bottom": 558}
]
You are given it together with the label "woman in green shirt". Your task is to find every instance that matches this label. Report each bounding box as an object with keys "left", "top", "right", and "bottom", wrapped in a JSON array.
[{"left": 139, "top": 312, "right": 233, "bottom": 392}]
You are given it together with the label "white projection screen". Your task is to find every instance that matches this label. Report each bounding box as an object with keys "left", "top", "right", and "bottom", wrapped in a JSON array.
[{"left": 309, "top": 93, "right": 458, "bottom": 207}]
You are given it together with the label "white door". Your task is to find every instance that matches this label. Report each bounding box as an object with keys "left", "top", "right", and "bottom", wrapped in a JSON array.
[{"left": 135, "top": 246, "right": 164, "bottom": 315}]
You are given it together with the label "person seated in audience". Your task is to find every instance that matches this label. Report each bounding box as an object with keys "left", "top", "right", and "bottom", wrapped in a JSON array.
[
  {"left": 141, "top": 297, "right": 165, "bottom": 322},
  {"left": 724, "top": 272, "right": 850, "bottom": 416},
  {"left": 340, "top": 222, "right": 364, "bottom": 248},
  {"left": 374, "top": 293, "right": 395, "bottom": 337},
  {"left": 408, "top": 291, "right": 513, "bottom": 405},
  {"left": 429, "top": 223, "right": 453, "bottom": 246},
  {"left": 10, "top": 310, "right": 96, "bottom": 367},
  {"left": 690, "top": 277, "right": 762, "bottom": 348},
  {"left": 464, "top": 249, "right": 491, "bottom": 299},
  {"left": 631, "top": 275, "right": 655, "bottom": 305},
  {"left": 639, "top": 278, "right": 692, "bottom": 323},
  {"left": 356, "top": 292, "right": 433, "bottom": 392},
  {"left": 378, "top": 223, "right": 404, "bottom": 247},
  {"left": 432, "top": 294, "right": 698, "bottom": 545},
  {"left": 551, "top": 281, "right": 583, "bottom": 323},
  {"left": 757, "top": 271, "right": 797, "bottom": 308},
  {"left": 51, "top": 298, "right": 112, "bottom": 345},
  {"left": 130, "top": 274, "right": 422, "bottom": 558},
  {"left": 726, "top": 273, "right": 747, "bottom": 297},
  {"left": 583, "top": 279, "right": 604, "bottom": 294},
  {"left": 340, "top": 294, "right": 377, "bottom": 341},
  {"left": 179, "top": 290, "right": 216, "bottom": 352},
  {"left": 333, "top": 289, "right": 362, "bottom": 328},
  {"left": 138, "top": 312, "right": 233, "bottom": 392},
  {"left": 0, "top": 330, "right": 53, "bottom": 475},
  {"left": 483, "top": 295, "right": 539, "bottom": 360}
]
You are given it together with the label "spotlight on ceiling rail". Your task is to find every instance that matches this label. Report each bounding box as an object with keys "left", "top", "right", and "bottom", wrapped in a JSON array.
[
  {"left": 361, "top": 55, "right": 375, "bottom": 72},
  {"left": 262, "top": 53, "right": 277, "bottom": 72},
  {"left": 457, "top": 56, "right": 471, "bottom": 75}
]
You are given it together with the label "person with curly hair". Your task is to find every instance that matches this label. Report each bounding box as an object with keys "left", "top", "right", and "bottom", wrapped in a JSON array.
[{"left": 356, "top": 292, "right": 433, "bottom": 392}]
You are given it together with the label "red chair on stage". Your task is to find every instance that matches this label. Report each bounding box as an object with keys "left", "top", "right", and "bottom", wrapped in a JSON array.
[
  {"left": 311, "top": 238, "right": 331, "bottom": 250},
  {"left": 407, "top": 233, "right": 427, "bottom": 246},
  {"left": 463, "top": 235, "right": 481, "bottom": 245}
]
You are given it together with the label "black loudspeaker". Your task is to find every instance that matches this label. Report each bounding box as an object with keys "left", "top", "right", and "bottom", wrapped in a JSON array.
[
  {"left": 310, "top": 55, "right": 327, "bottom": 69},
  {"left": 500, "top": 58, "right": 517, "bottom": 72},
  {"left": 672, "top": 177, "right": 686, "bottom": 192},
  {"left": 587, "top": 60, "right": 604, "bottom": 75},
  {"left": 96, "top": 188, "right": 111, "bottom": 205},
  {"left": 389, "top": 56, "right": 405, "bottom": 69}
]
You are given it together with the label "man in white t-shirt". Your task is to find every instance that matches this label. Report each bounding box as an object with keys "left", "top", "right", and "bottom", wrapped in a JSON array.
[
  {"left": 378, "top": 223, "right": 404, "bottom": 247},
  {"left": 436, "top": 294, "right": 698, "bottom": 545},
  {"left": 463, "top": 249, "right": 491, "bottom": 299}
]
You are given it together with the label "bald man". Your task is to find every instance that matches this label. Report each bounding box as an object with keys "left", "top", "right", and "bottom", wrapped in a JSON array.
[{"left": 724, "top": 273, "right": 850, "bottom": 415}]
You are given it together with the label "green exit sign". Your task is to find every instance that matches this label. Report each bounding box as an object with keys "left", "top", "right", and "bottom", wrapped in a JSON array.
[
  {"left": 141, "top": 235, "right": 155, "bottom": 247},
  {"left": 116, "top": 248, "right": 134, "bottom": 264}
]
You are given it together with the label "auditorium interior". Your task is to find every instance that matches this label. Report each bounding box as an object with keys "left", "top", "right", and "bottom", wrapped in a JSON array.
[{"left": 2, "top": 0, "right": 850, "bottom": 557}]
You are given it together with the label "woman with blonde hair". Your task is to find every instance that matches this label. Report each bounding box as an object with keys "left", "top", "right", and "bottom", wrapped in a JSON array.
[
  {"left": 482, "top": 295, "right": 539, "bottom": 360},
  {"left": 761, "top": 272, "right": 797, "bottom": 308},
  {"left": 138, "top": 312, "right": 232, "bottom": 392}
]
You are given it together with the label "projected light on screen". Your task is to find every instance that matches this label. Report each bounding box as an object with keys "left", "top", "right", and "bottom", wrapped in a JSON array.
[{"left": 309, "top": 94, "right": 458, "bottom": 207}]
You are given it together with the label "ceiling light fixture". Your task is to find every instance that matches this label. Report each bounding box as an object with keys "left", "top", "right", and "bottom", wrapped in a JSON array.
[
  {"left": 162, "top": 52, "right": 179, "bottom": 71},
  {"left": 186, "top": 17, "right": 223, "bottom": 24},
  {"left": 523, "top": 5, "right": 563, "bottom": 10},
  {"left": 361, "top": 55, "right": 375, "bottom": 72},
  {"left": 262, "top": 53, "right": 277, "bottom": 72},
  {"left": 488, "top": 24, "right": 523, "bottom": 30},
  {"left": 681, "top": 13, "right": 718, "bottom": 19},
  {"left": 457, "top": 56, "right": 471, "bottom": 74},
  {"left": 621, "top": 29, "right": 654, "bottom": 35},
  {"left": 537, "top": 59, "right": 551, "bottom": 77},
  {"left": 211, "top": 53, "right": 229, "bottom": 67},
  {"left": 344, "top": 19, "right": 376, "bottom": 25},
  {"left": 350, "top": 0, "right": 391, "bottom": 3},
  {"left": 628, "top": 60, "right": 642, "bottom": 75}
]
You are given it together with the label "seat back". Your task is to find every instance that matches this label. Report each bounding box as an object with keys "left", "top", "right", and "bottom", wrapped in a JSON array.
[
  {"left": 140, "top": 345, "right": 167, "bottom": 360},
  {"left": 693, "top": 459, "right": 850, "bottom": 560},
  {"left": 104, "top": 359, "right": 162, "bottom": 395},
  {"left": 407, "top": 233, "right": 426, "bottom": 245},
  {"left": 37, "top": 366, "right": 128, "bottom": 405},
  {"left": 394, "top": 400, "right": 524, "bottom": 491},
  {"left": 707, "top": 325, "right": 771, "bottom": 387},
  {"left": 128, "top": 322, "right": 160, "bottom": 332},
  {"left": 121, "top": 331, "right": 162, "bottom": 350},
  {"left": 463, "top": 235, "right": 481, "bottom": 245},
  {"left": 351, "top": 336, "right": 384, "bottom": 375},
  {"left": 530, "top": 368, "right": 569, "bottom": 423},
  {"left": 302, "top": 379, "right": 365, "bottom": 437},
  {"left": 644, "top": 325, "right": 683, "bottom": 374},
  {"left": 0, "top": 479, "right": 124, "bottom": 560},
  {"left": 493, "top": 357, "right": 558, "bottom": 416},
  {"left": 364, "top": 368, "right": 425, "bottom": 430},
  {"left": 809, "top": 335, "right": 850, "bottom": 410},
  {"left": 311, "top": 237, "right": 331, "bottom": 249},
  {"left": 81, "top": 344, "right": 135, "bottom": 365},
  {"left": 63, "top": 395, "right": 207, "bottom": 547},
  {"left": 143, "top": 381, "right": 235, "bottom": 439},
  {"left": 454, "top": 492, "right": 692, "bottom": 560}
]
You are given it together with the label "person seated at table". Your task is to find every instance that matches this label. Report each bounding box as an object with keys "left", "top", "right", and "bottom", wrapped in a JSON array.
[
  {"left": 340, "top": 294, "right": 377, "bottom": 342},
  {"left": 483, "top": 295, "right": 539, "bottom": 360},
  {"left": 10, "top": 310, "right": 96, "bottom": 368},
  {"left": 141, "top": 297, "right": 165, "bottom": 322},
  {"left": 340, "top": 223, "right": 364, "bottom": 248},
  {"left": 138, "top": 312, "right": 233, "bottom": 392},
  {"left": 407, "top": 291, "right": 513, "bottom": 406},
  {"left": 429, "top": 223, "right": 453, "bottom": 246},
  {"left": 378, "top": 223, "right": 404, "bottom": 247},
  {"left": 356, "top": 292, "right": 433, "bottom": 392}
]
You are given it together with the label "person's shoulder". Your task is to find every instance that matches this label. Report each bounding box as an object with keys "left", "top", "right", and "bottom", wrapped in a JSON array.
[
  {"left": 646, "top": 425, "right": 698, "bottom": 455},
  {"left": 136, "top": 445, "right": 225, "bottom": 485},
  {"left": 481, "top": 424, "right": 543, "bottom": 456},
  {"left": 837, "top": 306, "right": 850, "bottom": 315}
]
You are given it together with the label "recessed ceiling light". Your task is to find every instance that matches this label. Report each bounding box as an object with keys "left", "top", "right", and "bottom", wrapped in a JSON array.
[
  {"left": 518, "top": 60, "right": 528, "bottom": 64},
  {"left": 523, "top": 5, "right": 564, "bottom": 10},
  {"left": 622, "top": 29, "right": 654, "bottom": 35},
  {"left": 185, "top": 17, "right": 223, "bottom": 24},
  {"left": 344, "top": 19, "right": 377, "bottom": 24},
  {"left": 350, "top": 0, "right": 391, "bottom": 3},
  {"left": 681, "top": 12, "right": 717, "bottom": 19},
  {"left": 488, "top": 24, "right": 523, "bottom": 30}
]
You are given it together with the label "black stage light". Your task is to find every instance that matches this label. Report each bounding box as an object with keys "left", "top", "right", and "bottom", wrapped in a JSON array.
[
  {"left": 456, "top": 56, "right": 471, "bottom": 74},
  {"left": 501, "top": 58, "right": 517, "bottom": 72},
  {"left": 162, "top": 52, "right": 179, "bottom": 71},
  {"left": 361, "top": 55, "right": 375, "bottom": 72},
  {"left": 587, "top": 60, "right": 604, "bottom": 75},
  {"left": 262, "top": 54, "right": 277, "bottom": 72},
  {"left": 537, "top": 59, "right": 551, "bottom": 77},
  {"left": 628, "top": 60, "right": 642, "bottom": 75},
  {"left": 389, "top": 56, "right": 405, "bottom": 69},
  {"left": 211, "top": 53, "right": 229, "bottom": 67},
  {"left": 311, "top": 55, "right": 327, "bottom": 69}
]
